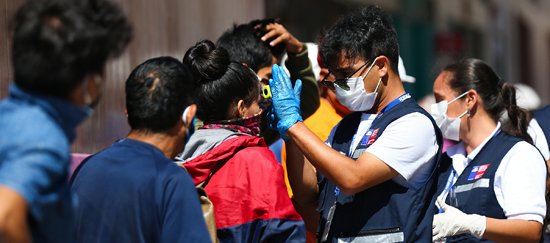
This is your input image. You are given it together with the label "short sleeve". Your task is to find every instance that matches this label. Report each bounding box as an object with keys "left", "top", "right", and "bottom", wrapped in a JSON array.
[
  {"left": 365, "top": 112, "right": 439, "bottom": 189},
  {"left": 495, "top": 141, "right": 547, "bottom": 223},
  {"left": 0, "top": 140, "right": 70, "bottom": 221},
  {"left": 161, "top": 168, "right": 211, "bottom": 243},
  {"left": 527, "top": 118, "right": 550, "bottom": 161}
]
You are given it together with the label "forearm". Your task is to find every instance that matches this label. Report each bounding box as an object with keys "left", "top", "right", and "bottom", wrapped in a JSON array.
[
  {"left": 285, "top": 139, "right": 319, "bottom": 206},
  {"left": 482, "top": 218, "right": 542, "bottom": 243},
  {"left": 0, "top": 187, "right": 31, "bottom": 243},
  {"left": 286, "top": 122, "right": 361, "bottom": 194}
]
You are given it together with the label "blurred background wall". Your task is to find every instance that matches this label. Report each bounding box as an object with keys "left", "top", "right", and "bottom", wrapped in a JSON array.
[
  {"left": 1, "top": 0, "right": 549, "bottom": 153},
  {"left": 0, "top": 0, "right": 264, "bottom": 153}
]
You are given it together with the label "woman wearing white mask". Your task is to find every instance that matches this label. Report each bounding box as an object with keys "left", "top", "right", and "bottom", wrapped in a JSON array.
[{"left": 431, "top": 58, "right": 547, "bottom": 243}]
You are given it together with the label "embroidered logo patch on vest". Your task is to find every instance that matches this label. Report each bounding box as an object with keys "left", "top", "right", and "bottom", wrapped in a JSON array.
[
  {"left": 467, "top": 164, "right": 490, "bottom": 180},
  {"left": 366, "top": 128, "right": 380, "bottom": 145}
]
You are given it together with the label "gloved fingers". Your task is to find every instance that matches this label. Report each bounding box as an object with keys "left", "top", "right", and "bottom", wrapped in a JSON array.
[
  {"left": 268, "top": 78, "right": 280, "bottom": 99},
  {"left": 293, "top": 79, "right": 302, "bottom": 100},
  {"left": 273, "top": 64, "right": 292, "bottom": 92}
]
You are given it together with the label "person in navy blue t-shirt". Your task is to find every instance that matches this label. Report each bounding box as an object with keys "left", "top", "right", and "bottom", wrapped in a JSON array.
[{"left": 71, "top": 57, "right": 210, "bottom": 243}]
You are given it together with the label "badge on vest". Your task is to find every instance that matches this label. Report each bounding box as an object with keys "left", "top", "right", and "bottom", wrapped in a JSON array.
[
  {"left": 360, "top": 128, "right": 380, "bottom": 146},
  {"left": 467, "top": 164, "right": 490, "bottom": 181}
]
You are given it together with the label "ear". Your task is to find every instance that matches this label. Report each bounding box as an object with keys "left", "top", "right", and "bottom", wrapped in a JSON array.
[
  {"left": 242, "top": 63, "right": 249, "bottom": 68},
  {"left": 465, "top": 89, "right": 478, "bottom": 112},
  {"left": 375, "top": 56, "right": 389, "bottom": 78},
  {"left": 236, "top": 100, "right": 246, "bottom": 118}
]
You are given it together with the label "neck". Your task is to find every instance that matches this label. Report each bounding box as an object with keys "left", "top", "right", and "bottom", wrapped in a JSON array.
[
  {"left": 461, "top": 114, "right": 497, "bottom": 155},
  {"left": 369, "top": 76, "right": 406, "bottom": 114},
  {"left": 127, "top": 130, "right": 183, "bottom": 159}
]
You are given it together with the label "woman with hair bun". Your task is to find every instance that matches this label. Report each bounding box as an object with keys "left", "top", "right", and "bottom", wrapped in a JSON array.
[
  {"left": 431, "top": 58, "right": 547, "bottom": 243},
  {"left": 176, "top": 40, "right": 306, "bottom": 243}
]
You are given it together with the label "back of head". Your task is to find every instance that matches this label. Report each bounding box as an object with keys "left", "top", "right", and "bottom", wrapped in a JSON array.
[
  {"left": 12, "top": 0, "right": 132, "bottom": 98},
  {"left": 183, "top": 40, "right": 258, "bottom": 122},
  {"left": 444, "top": 58, "right": 533, "bottom": 143},
  {"left": 126, "top": 57, "right": 194, "bottom": 133},
  {"left": 216, "top": 19, "right": 285, "bottom": 73},
  {"left": 319, "top": 5, "right": 399, "bottom": 74}
]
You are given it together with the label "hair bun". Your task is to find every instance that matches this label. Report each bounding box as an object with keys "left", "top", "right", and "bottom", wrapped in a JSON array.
[{"left": 183, "top": 39, "right": 231, "bottom": 84}]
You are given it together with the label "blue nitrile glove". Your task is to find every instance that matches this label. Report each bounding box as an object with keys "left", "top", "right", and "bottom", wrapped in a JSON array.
[
  {"left": 267, "top": 106, "right": 290, "bottom": 140},
  {"left": 268, "top": 64, "right": 303, "bottom": 138}
]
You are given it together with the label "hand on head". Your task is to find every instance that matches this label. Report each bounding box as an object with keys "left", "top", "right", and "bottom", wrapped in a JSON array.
[{"left": 258, "top": 23, "right": 303, "bottom": 54}]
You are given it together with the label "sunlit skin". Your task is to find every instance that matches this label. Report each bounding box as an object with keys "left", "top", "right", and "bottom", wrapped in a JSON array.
[{"left": 432, "top": 71, "right": 542, "bottom": 243}]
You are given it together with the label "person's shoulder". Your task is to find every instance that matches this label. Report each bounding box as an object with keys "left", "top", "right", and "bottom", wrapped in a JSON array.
[
  {"left": 388, "top": 112, "right": 434, "bottom": 131},
  {"left": 508, "top": 140, "right": 544, "bottom": 159},
  {"left": 0, "top": 101, "right": 69, "bottom": 150},
  {"left": 233, "top": 144, "right": 281, "bottom": 168}
]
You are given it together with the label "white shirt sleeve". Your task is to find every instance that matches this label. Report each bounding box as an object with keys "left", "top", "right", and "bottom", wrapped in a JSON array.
[
  {"left": 494, "top": 141, "right": 547, "bottom": 223},
  {"left": 527, "top": 118, "right": 550, "bottom": 161},
  {"left": 366, "top": 112, "right": 439, "bottom": 189}
]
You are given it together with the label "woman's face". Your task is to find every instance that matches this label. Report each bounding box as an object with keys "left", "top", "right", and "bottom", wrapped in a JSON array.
[
  {"left": 433, "top": 71, "right": 470, "bottom": 139},
  {"left": 241, "top": 93, "right": 262, "bottom": 118},
  {"left": 433, "top": 71, "right": 468, "bottom": 118}
]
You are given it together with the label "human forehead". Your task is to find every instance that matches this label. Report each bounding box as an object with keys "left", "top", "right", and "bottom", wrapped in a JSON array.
[
  {"left": 327, "top": 56, "right": 368, "bottom": 72},
  {"left": 433, "top": 71, "right": 457, "bottom": 101}
]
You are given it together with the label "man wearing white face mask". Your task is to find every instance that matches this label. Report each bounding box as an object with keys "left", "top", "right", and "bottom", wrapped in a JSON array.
[
  {"left": 71, "top": 57, "right": 211, "bottom": 243},
  {"left": 266, "top": 5, "right": 443, "bottom": 243}
]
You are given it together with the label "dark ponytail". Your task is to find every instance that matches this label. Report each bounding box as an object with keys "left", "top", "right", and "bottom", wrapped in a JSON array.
[
  {"left": 444, "top": 58, "right": 533, "bottom": 143},
  {"left": 182, "top": 40, "right": 259, "bottom": 122},
  {"left": 500, "top": 82, "right": 533, "bottom": 143}
]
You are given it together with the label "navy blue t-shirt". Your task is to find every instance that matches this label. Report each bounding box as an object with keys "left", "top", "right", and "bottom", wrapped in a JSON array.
[{"left": 71, "top": 138, "right": 210, "bottom": 243}]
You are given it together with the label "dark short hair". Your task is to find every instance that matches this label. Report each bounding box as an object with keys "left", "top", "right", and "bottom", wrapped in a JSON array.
[
  {"left": 126, "top": 57, "right": 195, "bottom": 133},
  {"left": 319, "top": 5, "right": 399, "bottom": 74},
  {"left": 216, "top": 19, "right": 285, "bottom": 73},
  {"left": 183, "top": 40, "right": 259, "bottom": 122},
  {"left": 12, "top": 0, "right": 132, "bottom": 98}
]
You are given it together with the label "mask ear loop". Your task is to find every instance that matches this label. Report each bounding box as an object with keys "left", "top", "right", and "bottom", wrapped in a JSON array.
[
  {"left": 448, "top": 91, "right": 469, "bottom": 104},
  {"left": 362, "top": 57, "right": 382, "bottom": 93},
  {"left": 182, "top": 106, "right": 191, "bottom": 125}
]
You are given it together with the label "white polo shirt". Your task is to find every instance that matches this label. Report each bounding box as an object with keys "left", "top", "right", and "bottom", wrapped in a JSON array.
[
  {"left": 445, "top": 122, "right": 546, "bottom": 223},
  {"left": 527, "top": 118, "right": 550, "bottom": 161},
  {"left": 325, "top": 112, "right": 439, "bottom": 190}
]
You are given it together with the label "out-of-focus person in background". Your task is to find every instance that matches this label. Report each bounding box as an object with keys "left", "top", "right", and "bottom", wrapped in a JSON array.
[
  {"left": 515, "top": 83, "right": 550, "bottom": 243},
  {"left": 176, "top": 40, "right": 306, "bottom": 243},
  {"left": 431, "top": 58, "right": 546, "bottom": 243},
  {"left": 216, "top": 19, "right": 319, "bottom": 146},
  {"left": 0, "top": 0, "right": 131, "bottom": 242},
  {"left": 71, "top": 57, "right": 210, "bottom": 243}
]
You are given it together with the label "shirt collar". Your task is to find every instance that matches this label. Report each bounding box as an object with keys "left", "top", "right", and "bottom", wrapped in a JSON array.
[
  {"left": 9, "top": 83, "right": 89, "bottom": 142},
  {"left": 445, "top": 122, "right": 501, "bottom": 175}
]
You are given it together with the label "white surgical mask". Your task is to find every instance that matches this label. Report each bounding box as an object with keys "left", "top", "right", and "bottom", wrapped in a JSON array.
[
  {"left": 81, "top": 73, "right": 103, "bottom": 116},
  {"left": 430, "top": 91, "right": 469, "bottom": 141},
  {"left": 335, "top": 57, "right": 381, "bottom": 111}
]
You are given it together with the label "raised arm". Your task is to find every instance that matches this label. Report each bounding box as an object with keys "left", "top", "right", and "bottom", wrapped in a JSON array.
[{"left": 269, "top": 64, "right": 398, "bottom": 196}]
